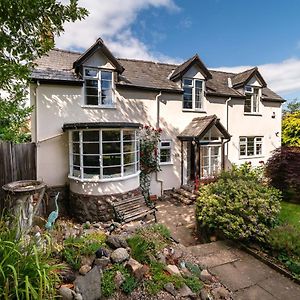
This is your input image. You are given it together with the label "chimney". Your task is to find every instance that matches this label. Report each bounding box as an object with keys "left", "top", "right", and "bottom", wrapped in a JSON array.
[{"left": 228, "top": 78, "right": 232, "bottom": 88}]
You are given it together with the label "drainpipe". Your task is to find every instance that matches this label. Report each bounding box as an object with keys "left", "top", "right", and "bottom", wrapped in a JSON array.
[
  {"left": 224, "top": 95, "right": 232, "bottom": 169},
  {"left": 155, "top": 91, "right": 163, "bottom": 196}
]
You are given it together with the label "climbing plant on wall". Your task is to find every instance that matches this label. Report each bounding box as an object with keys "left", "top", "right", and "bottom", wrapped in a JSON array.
[{"left": 139, "top": 125, "right": 161, "bottom": 202}]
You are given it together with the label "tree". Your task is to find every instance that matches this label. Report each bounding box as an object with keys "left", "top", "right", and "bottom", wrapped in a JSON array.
[
  {"left": 283, "top": 98, "right": 300, "bottom": 115},
  {"left": 282, "top": 111, "right": 300, "bottom": 146},
  {"left": 0, "top": 0, "right": 88, "bottom": 142}
]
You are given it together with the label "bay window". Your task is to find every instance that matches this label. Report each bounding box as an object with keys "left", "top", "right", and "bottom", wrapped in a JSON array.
[
  {"left": 183, "top": 78, "right": 204, "bottom": 110},
  {"left": 200, "top": 145, "right": 221, "bottom": 178},
  {"left": 84, "top": 67, "right": 114, "bottom": 107},
  {"left": 69, "top": 129, "right": 139, "bottom": 180}
]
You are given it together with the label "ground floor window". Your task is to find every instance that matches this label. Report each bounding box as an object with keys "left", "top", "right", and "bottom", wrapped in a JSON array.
[
  {"left": 239, "top": 136, "right": 262, "bottom": 157},
  {"left": 159, "top": 140, "right": 172, "bottom": 164},
  {"left": 200, "top": 145, "right": 221, "bottom": 178},
  {"left": 69, "top": 129, "right": 139, "bottom": 180}
]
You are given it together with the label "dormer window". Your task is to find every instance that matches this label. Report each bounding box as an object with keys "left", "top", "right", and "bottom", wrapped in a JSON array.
[
  {"left": 84, "top": 67, "right": 114, "bottom": 107},
  {"left": 244, "top": 85, "right": 260, "bottom": 113},
  {"left": 183, "top": 78, "right": 204, "bottom": 110}
]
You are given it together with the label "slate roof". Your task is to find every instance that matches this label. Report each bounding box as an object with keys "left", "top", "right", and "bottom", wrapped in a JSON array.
[
  {"left": 178, "top": 115, "right": 231, "bottom": 140},
  {"left": 231, "top": 67, "right": 267, "bottom": 88},
  {"left": 31, "top": 48, "right": 284, "bottom": 102}
]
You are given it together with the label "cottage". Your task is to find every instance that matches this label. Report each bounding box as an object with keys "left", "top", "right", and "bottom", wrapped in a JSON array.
[{"left": 30, "top": 38, "right": 284, "bottom": 221}]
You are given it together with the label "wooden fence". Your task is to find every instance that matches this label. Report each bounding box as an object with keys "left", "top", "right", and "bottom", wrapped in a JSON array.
[{"left": 0, "top": 141, "right": 36, "bottom": 195}]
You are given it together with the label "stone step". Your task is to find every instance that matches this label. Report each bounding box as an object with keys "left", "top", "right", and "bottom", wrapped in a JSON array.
[
  {"left": 181, "top": 184, "right": 194, "bottom": 193},
  {"left": 170, "top": 192, "right": 193, "bottom": 205},
  {"left": 175, "top": 188, "right": 197, "bottom": 201}
]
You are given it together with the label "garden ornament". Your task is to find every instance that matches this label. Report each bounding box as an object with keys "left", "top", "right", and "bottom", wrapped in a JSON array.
[{"left": 45, "top": 192, "right": 60, "bottom": 230}]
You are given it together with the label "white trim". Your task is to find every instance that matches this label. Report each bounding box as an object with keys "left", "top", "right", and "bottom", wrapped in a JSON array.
[
  {"left": 159, "top": 140, "right": 172, "bottom": 164},
  {"left": 239, "top": 136, "right": 263, "bottom": 158},
  {"left": 182, "top": 77, "right": 205, "bottom": 111}
]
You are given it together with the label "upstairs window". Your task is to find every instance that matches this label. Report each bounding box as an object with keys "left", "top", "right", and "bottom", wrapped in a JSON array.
[
  {"left": 244, "top": 86, "right": 260, "bottom": 113},
  {"left": 84, "top": 68, "right": 113, "bottom": 107},
  {"left": 239, "top": 136, "right": 263, "bottom": 157},
  {"left": 183, "top": 78, "right": 204, "bottom": 110}
]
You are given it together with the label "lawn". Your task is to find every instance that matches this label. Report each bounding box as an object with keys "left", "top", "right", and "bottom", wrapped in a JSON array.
[{"left": 279, "top": 201, "right": 300, "bottom": 230}]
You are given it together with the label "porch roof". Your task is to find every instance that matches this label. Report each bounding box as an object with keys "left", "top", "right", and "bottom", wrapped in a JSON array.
[{"left": 177, "top": 115, "right": 231, "bottom": 141}]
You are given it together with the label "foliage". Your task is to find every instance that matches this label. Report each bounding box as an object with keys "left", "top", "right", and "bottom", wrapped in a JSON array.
[
  {"left": 101, "top": 264, "right": 137, "bottom": 297},
  {"left": 265, "top": 147, "right": 300, "bottom": 202},
  {"left": 283, "top": 99, "right": 300, "bottom": 115},
  {"left": 0, "top": 219, "right": 61, "bottom": 299},
  {"left": 184, "top": 276, "right": 203, "bottom": 293},
  {"left": 185, "top": 261, "right": 202, "bottom": 278},
  {"left": 279, "top": 202, "right": 300, "bottom": 230},
  {"left": 139, "top": 125, "right": 162, "bottom": 200},
  {"left": 0, "top": 0, "right": 88, "bottom": 142},
  {"left": 62, "top": 232, "right": 106, "bottom": 270},
  {"left": 127, "top": 224, "right": 171, "bottom": 263},
  {"left": 282, "top": 111, "right": 300, "bottom": 146},
  {"left": 196, "top": 163, "right": 281, "bottom": 242}
]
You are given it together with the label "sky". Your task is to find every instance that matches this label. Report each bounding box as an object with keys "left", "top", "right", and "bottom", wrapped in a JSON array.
[{"left": 56, "top": 0, "right": 300, "bottom": 102}]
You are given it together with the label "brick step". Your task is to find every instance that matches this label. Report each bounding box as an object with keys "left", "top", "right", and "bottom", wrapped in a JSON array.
[
  {"left": 170, "top": 192, "right": 193, "bottom": 205},
  {"left": 175, "top": 188, "right": 197, "bottom": 201}
]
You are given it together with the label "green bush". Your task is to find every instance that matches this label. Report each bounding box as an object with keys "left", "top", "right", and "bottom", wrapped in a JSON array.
[
  {"left": 184, "top": 276, "right": 203, "bottom": 293},
  {"left": 0, "top": 219, "right": 61, "bottom": 299},
  {"left": 196, "top": 164, "right": 281, "bottom": 242},
  {"left": 267, "top": 224, "right": 300, "bottom": 257}
]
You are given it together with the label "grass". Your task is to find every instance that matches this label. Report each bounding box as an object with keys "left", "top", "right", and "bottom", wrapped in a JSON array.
[{"left": 279, "top": 202, "right": 300, "bottom": 230}]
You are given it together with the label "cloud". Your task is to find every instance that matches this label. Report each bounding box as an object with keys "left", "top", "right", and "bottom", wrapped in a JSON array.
[
  {"left": 214, "top": 58, "right": 300, "bottom": 97},
  {"left": 56, "top": 0, "right": 179, "bottom": 62}
]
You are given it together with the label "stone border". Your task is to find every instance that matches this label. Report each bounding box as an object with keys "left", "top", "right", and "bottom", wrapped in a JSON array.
[{"left": 239, "top": 243, "right": 300, "bottom": 285}]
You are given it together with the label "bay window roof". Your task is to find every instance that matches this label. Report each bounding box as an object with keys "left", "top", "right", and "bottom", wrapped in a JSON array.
[{"left": 63, "top": 122, "right": 141, "bottom": 131}]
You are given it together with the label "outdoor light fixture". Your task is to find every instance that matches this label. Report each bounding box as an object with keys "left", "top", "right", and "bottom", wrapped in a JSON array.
[{"left": 272, "top": 112, "right": 276, "bottom": 118}]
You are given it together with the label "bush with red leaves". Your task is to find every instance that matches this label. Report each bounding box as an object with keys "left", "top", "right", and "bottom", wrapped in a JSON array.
[{"left": 265, "top": 147, "right": 300, "bottom": 202}]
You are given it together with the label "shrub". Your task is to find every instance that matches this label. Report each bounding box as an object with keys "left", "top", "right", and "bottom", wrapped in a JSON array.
[
  {"left": 265, "top": 147, "right": 300, "bottom": 202},
  {"left": 0, "top": 219, "right": 61, "bottom": 299},
  {"left": 196, "top": 164, "right": 281, "bottom": 242},
  {"left": 184, "top": 276, "right": 203, "bottom": 293}
]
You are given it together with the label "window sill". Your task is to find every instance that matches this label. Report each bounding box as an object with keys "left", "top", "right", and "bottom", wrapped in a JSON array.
[
  {"left": 68, "top": 171, "right": 140, "bottom": 183},
  {"left": 159, "top": 162, "right": 173, "bottom": 166},
  {"left": 244, "top": 113, "right": 262, "bottom": 116},
  {"left": 81, "top": 105, "right": 116, "bottom": 109},
  {"left": 182, "top": 109, "right": 206, "bottom": 113},
  {"left": 239, "top": 156, "right": 264, "bottom": 160}
]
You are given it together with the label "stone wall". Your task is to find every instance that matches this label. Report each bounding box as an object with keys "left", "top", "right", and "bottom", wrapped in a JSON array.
[{"left": 70, "top": 188, "right": 141, "bottom": 223}]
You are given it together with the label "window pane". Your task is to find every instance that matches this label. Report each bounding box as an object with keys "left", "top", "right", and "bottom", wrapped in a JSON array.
[
  {"left": 124, "top": 152, "right": 135, "bottom": 164},
  {"left": 101, "top": 71, "right": 112, "bottom": 81},
  {"left": 103, "top": 154, "right": 121, "bottom": 166},
  {"left": 101, "top": 90, "right": 112, "bottom": 105},
  {"left": 85, "top": 79, "right": 98, "bottom": 87},
  {"left": 103, "top": 166, "right": 121, "bottom": 178},
  {"left": 124, "top": 164, "right": 135, "bottom": 176},
  {"left": 86, "top": 96, "right": 98, "bottom": 105},
  {"left": 240, "top": 144, "right": 246, "bottom": 156},
  {"left": 123, "top": 130, "right": 135, "bottom": 141},
  {"left": 256, "top": 143, "right": 262, "bottom": 155},
  {"left": 101, "top": 80, "right": 112, "bottom": 90},
  {"left": 72, "top": 131, "right": 79, "bottom": 142},
  {"left": 72, "top": 166, "right": 80, "bottom": 178},
  {"left": 195, "top": 80, "right": 203, "bottom": 88},
  {"left": 83, "top": 155, "right": 100, "bottom": 167},
  {"left": 124, "top": 141, "right": 135, "bottom": 153},
  {"left": 85, "top": 68, "right": 97, "bottom": 77},
  {"left": 212, "top": 146, "right": 219, "bottom": 156},
  {"left": 83, "top": 143, "right": 99, "bottom": 154},
  {"left": 73, "top": 154, "right": 80, "bottom": 166},
  {"left": 73, "top": 143, "right": 80, "bottom": 154},
  {"left": 161, "top": 141, "right": 171, "bottom": 148},
  {"left": 86, "top": 87, "right": 98, "bottom": 96},
  {"left": 160, "top": 149, "right": 171, "bottom": 163},
  {"left": 102, "top": 130, "right": 120, "bottom": 141},
  {"left": 102, "top": 142, "right": 121, "bottom": 154},
  {"left": 83, "top": 131, "right": 99, "bottom": 142},
  {"left": 183, "top": 79, "right": 193, "bottom": 86},
  {"left": 244, "top": 96, "right": 251, "bottom": 112},
  {"left": 83, "top": 168, "right": 100, "bottom": 179}
]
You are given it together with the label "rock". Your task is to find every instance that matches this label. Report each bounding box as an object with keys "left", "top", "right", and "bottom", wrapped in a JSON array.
[
  {"left": 134, "top": 264, "right": 150, "bottom": 280},
  {"left": 173, "top": 249, "right": 183, "bottom": 260},
  {"left": 74, "top": 293, "right": 83, "bottom": 300},
  {"left": 106, "top": 235, "right": 128, "bottom": 249},
  {"left": 110, "top": 248, "right": 129, "bottom": 263},
  {"left": 178, "top": 284, "right": 196, "bottom": 298},
  {"left": 59, "top": 286, "right": 75, "bottom": 300},
  {"left": 164, "top": 282, "right": 177, "bottom": 297},
  {"left": 157, "top": 252, "right": 166, "bottom": 264},
  {"left": 93, "top": 222, "right": 102, "bottom": 228},
  {"left": 200, "top": 269, "right": 214, "bottom": 283},
  {"left": 165, "top": 264, "right": 182, "bottom": 276},
  {"left": 200, "top": 289, "right": 210, "bottom": 300},
  {"left": 126, "top": 258, "right": 143, "bottom": 273},
  {"left": 114, "top": 271, "right": 125, "bottom": 288},
  {"left": 79, "top": 264, "right": 91, "bottom": 275},
  {"left": 81, "top": 257, "right": 93, "bottom": 266},
  {"left": 74, "top": 266, "right": 102, "bottom": 300},
  {"left": 94, "top": 257, "right": 110, "bottom": 269},
  {"left": 95, "top": 247, "right": 110, "bottom": 258},
  {"left": 60, "top": 268, "right": 77, "bottom": 283},
  {"left": 212, "top": 286, "right": 231, "bottom": 299}
]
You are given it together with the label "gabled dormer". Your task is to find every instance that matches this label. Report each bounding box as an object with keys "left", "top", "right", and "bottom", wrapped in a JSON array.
[
  {"left": 170, "top": 54, "right": 212, "bottom": 112},
  {"left": 73, "top": 38, "right": 124, "bottom": 108},
  {"left": 232, "top": 67, "right": 267, "bottom": 115}
]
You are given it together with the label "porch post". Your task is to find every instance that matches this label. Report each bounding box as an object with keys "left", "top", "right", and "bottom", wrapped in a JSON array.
[
  {"left": 180, "top": 140, "right": 183, "bottom": 186},
  {"left": 221, "top": 138, "right": 225, "bottom": 170}
]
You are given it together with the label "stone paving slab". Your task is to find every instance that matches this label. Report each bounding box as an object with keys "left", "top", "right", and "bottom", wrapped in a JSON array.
[
  {"left": 234, "top": 285, "right": 275, "bottom": 300},
  {"left": 188, "top": 240, "right": 233, "bottom": 257},
  {"left": 196, "top": 249, "right": 239, "bottom": 268}
]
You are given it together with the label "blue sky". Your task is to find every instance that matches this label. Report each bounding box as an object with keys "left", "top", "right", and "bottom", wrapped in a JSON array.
[{"left": 57, "top": 0, "right": 300, "bottom": 102}]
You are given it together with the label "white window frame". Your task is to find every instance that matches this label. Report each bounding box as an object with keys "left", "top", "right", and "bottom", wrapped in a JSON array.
[
  {"left": 182, "top": 78, "right": 205, "bottom": 111},
  {"left": 69, "top": 128, "right": 140, "bottom": 182},
  {"left": 83, "top": 67, "right": 115, "bottom": 108},
  {"left": 159, "top": 140, "right": 172, "bottom": 165},
  {"left": 239, "top": 136, "right": 263, "bottom": 158},
  {"left": 200, "top": 145, "right": 221, "bottom": 178},
  {"left": 244, "top": 86, "right": 260, "bottom": 114}
]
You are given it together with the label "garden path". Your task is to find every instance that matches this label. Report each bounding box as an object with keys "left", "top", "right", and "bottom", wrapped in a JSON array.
[{"left": 156, "top": 199, "right": 300, "bottom": 300}]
